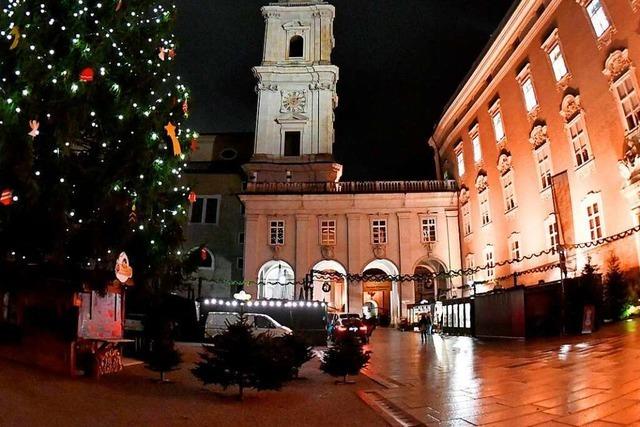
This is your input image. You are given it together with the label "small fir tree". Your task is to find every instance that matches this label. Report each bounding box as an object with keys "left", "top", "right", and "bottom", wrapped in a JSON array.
[
  {"left": 276, "top": 332, "right": 314, "bottom": 379},
  {"left": 606, "top": 253, "right": 628, "bottom": 320},
  {"left": 144, "top": 307, "right": 182, "bottom": 382},
  {"left": 192, "top": 314, "right": 293, "bottom": 400},
  {"left": 320, "top": 335, "right": 371, "bottom": 384}
]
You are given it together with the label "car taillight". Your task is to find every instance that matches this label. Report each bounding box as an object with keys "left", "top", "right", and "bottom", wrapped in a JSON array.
[
  {"left": 337, "top": 326, "right": 347, "bottom": 331},
  {"left": 359, "top": 326, "right": 367, "bottom": 331}
]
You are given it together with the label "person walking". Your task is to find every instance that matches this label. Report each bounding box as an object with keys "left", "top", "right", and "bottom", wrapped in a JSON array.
[{"left": 418, "top": 314, "right": 429, "bottom": 343}]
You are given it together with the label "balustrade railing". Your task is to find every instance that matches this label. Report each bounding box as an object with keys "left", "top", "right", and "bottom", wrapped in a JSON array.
[{"left": 244, "top": 180, "right": 458, "bottom": 194}]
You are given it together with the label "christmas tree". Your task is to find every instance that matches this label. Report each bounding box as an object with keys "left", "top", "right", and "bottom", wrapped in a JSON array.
[
  {"left": 192, "top": 314, "right": 294, "bottom": 400},
  {"left": 320, "top": 335, "right": 371, "bottom": 384},
  {"left": 0, "top": 0, "right": 197, "bottom": 288}
]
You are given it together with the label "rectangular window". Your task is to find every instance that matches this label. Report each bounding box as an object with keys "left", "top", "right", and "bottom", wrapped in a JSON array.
[
  {"left": 284, "top": 131, "right": 301, "bottom": 156},
  {"left": 614, "top": 74, "right": 640, "bottom": 132},
  {"left": 462, "top": 202, "right": 472, "bottom": 236},
  {"left": 536, "top": 144, "right": 553, "bottom": 191},
  {"left": 521, "top": 77, "right": 538, "bottom": 112},
  {"left": 510, "top": 238, "right": 520, "bottom": 261},
  {"left": 484, "top": 247, "right": 495, "bottom": 280},
  {"left": 421, "top": 217, "right": 437, "bottom": 243},
  {"left": 587, "top": 202, "right": 603, "bottom": 240},
  {"left": 236, "top": 257, "right": 244, "bottom": 270},
  {"left": 491, "top": 109, "right": 505, "bottom": 142},
  {"left": 586, "top": 0, "right": 611, "bottom": 37},
  {"left": 472, "top": 134, "right": 482, "bottom": 163},
  {"left": 547, "top": 216, "right": 559, "bottom": 254},
  {"left": 549, "top": 44, "right": 569, "bottom": 81},
  {"left": 238, "top": 232, "right": 245, "bottom": 245},
  {"left": 501, "top": 171, "right": 517, "bottom": 212},
  {"left": 319, "top": 219, "right": 337, "bottom": 246},
  {"left": 479, "top": 190, "right": 491, "bottom": 226},
  {"left": 189, "top": 196, "right": 220, "bottom": 224},
  {"left": 269, "top": 220, "right": 285, "bottom": 246},
  {"left": 567, "top": 116, "right": 592, "bottom": 167},
  {"left": 465, "top": 254, "right": 475, "bottom": 283},
  {"left": 371, "top": 219, "right": 387, "bottom": 244},
  {"left": 456, "top": 150, "right": 465, "bottom": 176}
]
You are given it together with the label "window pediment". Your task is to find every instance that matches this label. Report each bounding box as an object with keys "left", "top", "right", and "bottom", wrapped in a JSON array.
[
  {"left": 529, "top": 124, "right": 549, "bottom": 149},
  {"left": 560, "top": 94, "right": 582, "bottom": 122},
  {"left": 603, "top": 49, "right": 633, "bottom": 83}
]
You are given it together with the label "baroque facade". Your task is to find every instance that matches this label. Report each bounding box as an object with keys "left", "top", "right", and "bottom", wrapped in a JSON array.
[
  {"left": 240, "top": 0, "right": 461, "bottom": 324},
  {"left": 431, "top": 0, "right": 640, "bottom": 292}
]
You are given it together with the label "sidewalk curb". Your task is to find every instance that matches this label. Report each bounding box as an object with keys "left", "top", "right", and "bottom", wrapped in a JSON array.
[
  {"left": 358, "top": 390, "right": 426, "bottom": 427},
  {"left": 361, "top": 367, "right": 403, "bottom": 389}
]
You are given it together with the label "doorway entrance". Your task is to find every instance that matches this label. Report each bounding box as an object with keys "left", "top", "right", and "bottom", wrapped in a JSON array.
[{"left": 362, "top": 267, "right": 392, "bottom": 326}]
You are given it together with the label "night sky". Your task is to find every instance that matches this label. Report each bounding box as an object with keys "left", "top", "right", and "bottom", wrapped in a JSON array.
[{"left": 176, "top": 0, "right": 516, "bottom": 180}]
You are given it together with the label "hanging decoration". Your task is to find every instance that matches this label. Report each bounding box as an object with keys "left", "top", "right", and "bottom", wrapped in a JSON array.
[
  {"left": 128, "top": 204, "right": 137, "bottom": 224},
  {"left": 9, "top": 25, "right": 20, "bottom": 50},
  {"left": 28, "top": 120, "right": 39, "bottom": 138},
  {"left": 115, "top": 0, "right": 123, "bottom": 11},
  {"left": 79, "top": 67, "right": 95, "bottom": 82},
  {"left": 0, "top": 189, "right": 14, "bottom": 206},
  {"left": 115, "top": 252, "right": 133, "bottom": 284},
  {"left": 164, "top": 122, "right": 181, "bottom": 156},
  {"left": 182, "top": 99, "right": 189, "bottom": 117},
  {"left": 158, "top": 47, "right": 175, "bottom": 61},
  {"left": 200, "top": 247, "right": 208, "bottom": 262},
  {"left": 188, "top": 191, "right": 197, "bottom": 204}
]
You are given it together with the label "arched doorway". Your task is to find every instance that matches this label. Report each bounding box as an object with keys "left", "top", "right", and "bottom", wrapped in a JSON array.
[
  {"left": 413, "top": 258, "right": 448, "bottom": 303},
  {"left": 362, "top": 259, "right": 400, "bottom": 326},
  {"left": 311, "top": 260, "right": 348, "bottom": 313},
  {"left": 257, "top": 260, "right": 295, "bottom": 300}
]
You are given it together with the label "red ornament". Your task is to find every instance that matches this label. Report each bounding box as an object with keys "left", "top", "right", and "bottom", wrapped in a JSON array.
[
  {"left": 182, "top": 99, "right": 189, "bottom": 116},
  {"left": 190, "top": 139, "right": 199, "bottom": 152},
  {"left": 1, "top": 189, "right": 14, "bottom": 206},
  {"left": 188, "top": 191, "right": 197, "bottom": 204},
  {"left": 200, "top": 248, "right": 208, "bottom": 261},
  {"left": 79, "top": 67, "right": 94, "bottom": 82}
]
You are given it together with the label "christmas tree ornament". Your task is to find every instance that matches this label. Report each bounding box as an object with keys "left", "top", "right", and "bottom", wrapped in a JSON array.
[
  {"left": 0, "top": 189, "right": 14, "bottom": 206},
  {"left": 168, "top": 49, "right": 176, "bottom": 59},
  {"left": 200, "top": 247, "right": 208, "bottom": 262},
  {"left": 115, "top": 252, "right": 133, "bottom": 284},
  {"left": 164, "top": 122, "right": 181, "bottom": 156},
  {"left": 182, "top": 99, "right": 189, "bottom": 117},
  {"left": 9, "top": 25, "right": 20, "bottom": 50},
  {"left": 28, "top": 120, "right": 40, "bottom": 138},
  {"left": 115, "top": 0, "right": 123, "bottom": 11},
  {"left": 158, "top": 47, "right": 167, "bottom": 61},
  {"left": 188, "top": 191, "right": 197, "bottom": 204},
  {"left": 129, "top": 204, "right": 137, "bottom": 223},
  {"left": 79, "top": 67, "right": 95, "bottom": 82},
  {"left": 158, "top": 47, "right": 175, "bottom": 61}
]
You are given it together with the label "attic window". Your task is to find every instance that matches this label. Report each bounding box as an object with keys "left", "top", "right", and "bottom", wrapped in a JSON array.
[{"left": 219, "top": 148, "right": 238, "bottom": 160}]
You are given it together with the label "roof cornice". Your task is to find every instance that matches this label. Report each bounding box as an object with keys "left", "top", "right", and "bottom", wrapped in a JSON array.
[{"left": 433, "top": 0, "right": 563, "bottom": 156}]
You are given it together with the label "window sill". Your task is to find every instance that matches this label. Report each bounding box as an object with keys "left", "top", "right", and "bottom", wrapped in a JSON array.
[
  {"left": 527, "top": 105, "right": 541, "bottom": 122},
  {"left": 504, "top": 206, "right": 518, "bottom": 219},
  {"left": 556, "top": 73, "right": 572, "bottom": 92},
  {"left": 575, "top": 157, "right": 596, "bottom": 178},
  {"left": 481, "top": 221, "right": 492, "bottom": 229},
  {"left": 540, "top": 186, "right": 552, "bottom": 200},
  {"left": 463, "top": 232, "right": 473, "bottom": 241},
  {"left": 595, "top": 26, "right": 616, "bottom": 50}
]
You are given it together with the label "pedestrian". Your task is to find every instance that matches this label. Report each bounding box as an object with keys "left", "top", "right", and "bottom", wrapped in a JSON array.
[
  {"left": 418, "top": 314, "right": 429, "bottom": 343},
  {"left": 426, "top": 312, "right": 433, "bottom": 335}
]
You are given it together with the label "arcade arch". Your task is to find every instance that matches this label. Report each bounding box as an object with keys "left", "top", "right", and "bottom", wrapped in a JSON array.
[{"left": 257, "top": 260, "right": 295, "bottom": 300}]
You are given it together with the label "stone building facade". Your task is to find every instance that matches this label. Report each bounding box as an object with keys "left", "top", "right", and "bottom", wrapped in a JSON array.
[
  {"left": 240, "top": 0, "right": 461, "bottom": 323},
  {"left": 431, "top": 0, "right": 640, "bottom": 292}
]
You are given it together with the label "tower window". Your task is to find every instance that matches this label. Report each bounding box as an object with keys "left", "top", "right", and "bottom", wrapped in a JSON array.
[
  {"left": 284, "top": 131, "right": 301, "bottom": 156},
  {"left": 288, "top": 35, "right": 304, "bottom": 58}
]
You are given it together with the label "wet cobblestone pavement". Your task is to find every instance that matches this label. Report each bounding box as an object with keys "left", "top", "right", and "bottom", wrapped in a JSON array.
[{"left": 364, "top": 319, "right": 640, "bottom": 426}]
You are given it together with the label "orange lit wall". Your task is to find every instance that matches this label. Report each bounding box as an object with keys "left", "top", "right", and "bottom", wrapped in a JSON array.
[{"left": 432, "top": 0, "right": 640, "bottom": 288}]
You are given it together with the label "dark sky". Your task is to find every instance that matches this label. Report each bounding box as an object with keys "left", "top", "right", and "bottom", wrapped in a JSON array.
[{"left": 176, "top": 0, "right": 516, "bottom": 180}]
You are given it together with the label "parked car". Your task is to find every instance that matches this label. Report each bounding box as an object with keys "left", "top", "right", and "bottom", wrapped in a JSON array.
[
  {"left": 331, "top": 317, "right": 369, "bottom": 343},
  {"left": 204, "top": 312, "right": 292, "bottom": 341}
]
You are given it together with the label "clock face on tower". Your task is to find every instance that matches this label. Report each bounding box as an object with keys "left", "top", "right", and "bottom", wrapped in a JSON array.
[{"left": 281, "top": 90, "right": 307, "bottom": 113}]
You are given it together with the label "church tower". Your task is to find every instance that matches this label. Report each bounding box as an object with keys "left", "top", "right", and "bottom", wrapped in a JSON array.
[{"left": 244, "top": 0, "right": 341, "bottom": 183}]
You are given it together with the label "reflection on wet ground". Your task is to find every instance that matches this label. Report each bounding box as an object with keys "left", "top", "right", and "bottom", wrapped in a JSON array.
[{"left": 365, "top": 319, "right": 640, "bottom": 425}]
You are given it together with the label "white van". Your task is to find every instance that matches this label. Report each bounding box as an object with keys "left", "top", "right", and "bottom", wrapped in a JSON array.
[{"left": 204, "top": 312, "right": 292, "bottom": 340}]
